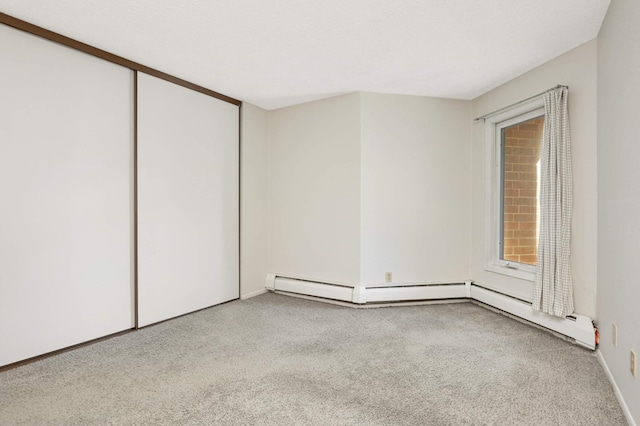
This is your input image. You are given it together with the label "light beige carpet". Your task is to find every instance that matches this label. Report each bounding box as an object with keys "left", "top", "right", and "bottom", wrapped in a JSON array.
[{"left": 0, "top": 293, "right": 627, "bottom": 425}]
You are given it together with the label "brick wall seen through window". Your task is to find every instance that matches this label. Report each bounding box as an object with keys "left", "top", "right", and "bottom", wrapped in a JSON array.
[{"left": 501, "top": 116, "right": 544, "bottom": 266}]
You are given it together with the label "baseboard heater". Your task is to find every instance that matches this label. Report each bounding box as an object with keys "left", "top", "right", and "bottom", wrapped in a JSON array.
[{"left": 265, "top": 274, "right": 596, "bottom": 350}]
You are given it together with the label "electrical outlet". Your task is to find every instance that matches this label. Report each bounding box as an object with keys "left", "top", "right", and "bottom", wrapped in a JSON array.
[
  {"left": 385, "top": 272, "right": 392, "bottom": 283},
  {"left": 631, "top": 350, "right": 637, "bottom": 378},
  {"left": 612, "top": 322, "right": 618, "bottom": 347}
]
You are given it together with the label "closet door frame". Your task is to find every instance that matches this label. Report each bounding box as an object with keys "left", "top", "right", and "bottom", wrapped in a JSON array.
[{"left": 0, "top": 11, "right": 241, "bottom": 371}]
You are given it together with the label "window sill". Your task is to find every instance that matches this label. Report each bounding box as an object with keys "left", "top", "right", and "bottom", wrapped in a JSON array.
[{"left": 484, "top": 263, "right": 535, "bottom": 282}]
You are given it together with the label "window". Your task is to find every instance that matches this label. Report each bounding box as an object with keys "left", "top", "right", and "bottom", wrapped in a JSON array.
[{"left": 485, "top": 99, "right": 544, "bottom": 281}]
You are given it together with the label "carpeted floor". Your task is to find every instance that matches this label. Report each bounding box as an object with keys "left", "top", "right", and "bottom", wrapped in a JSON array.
[{"left": 0, "top": 292, "right": 627, "bottom": 425}]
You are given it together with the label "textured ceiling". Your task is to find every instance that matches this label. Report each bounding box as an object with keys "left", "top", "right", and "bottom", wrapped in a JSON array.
[{"left": 0, "top": 1, "right": 611, "bottom": 110}]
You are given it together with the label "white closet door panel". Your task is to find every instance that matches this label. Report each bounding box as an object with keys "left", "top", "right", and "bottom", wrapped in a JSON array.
[
  {"left": 0, "top": 24, "right": 134, "bottom": 367},
  {"left": 137, "top": 73, "right": 239, "bottom": 327}
]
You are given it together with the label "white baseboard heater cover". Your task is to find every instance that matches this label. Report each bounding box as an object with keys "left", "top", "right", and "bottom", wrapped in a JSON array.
[
  {"left": 269, "top": 276, "right": 355, "bottom": 302},
  {"left": 365, "top": 283, "right": 467, "bottom": 303},
  {"left": 265, "top": 274, "right": 596, "bottom": 350},
  {"left": 470, "top": 285, "right": 595, "bottom": 350},
  {"left": 266, "top": 274, "right": 467, "bottom": 304}
]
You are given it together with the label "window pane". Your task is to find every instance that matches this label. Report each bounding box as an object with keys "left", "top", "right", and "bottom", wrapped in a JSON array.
[{"left": 501, "top": 116, "right": 544, "bottom": 266}]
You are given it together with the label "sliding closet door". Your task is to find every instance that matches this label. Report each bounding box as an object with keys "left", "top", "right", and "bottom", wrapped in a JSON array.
[
  {"left": 137, "top": 73, "right": 239, "bottom": 327},
  {"left": 0, "top": 24, "right": 134, "bottom": 367}
]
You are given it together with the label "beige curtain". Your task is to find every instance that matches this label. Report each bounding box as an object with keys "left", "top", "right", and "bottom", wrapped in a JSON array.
[{"left": 533, "top": 87, "right": 574, "bottom": 317}]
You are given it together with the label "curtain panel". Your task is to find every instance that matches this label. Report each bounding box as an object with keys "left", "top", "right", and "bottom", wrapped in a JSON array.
[{"left": 533, "top": 87, "right": 574, "bottom": 317}]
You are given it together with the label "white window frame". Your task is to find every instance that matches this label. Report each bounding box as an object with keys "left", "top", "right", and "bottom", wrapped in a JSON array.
[{"left": 484, "top": 97, "right": 545, "bottom": 281}]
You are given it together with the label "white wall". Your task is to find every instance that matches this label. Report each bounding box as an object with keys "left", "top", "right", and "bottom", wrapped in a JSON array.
[
  {"left": 470, "top": 40, "right": 598, "bottom": 317},
  {"left": 241, "top": 103, "right": 270, "bottom": 298},
  {"left": 268, "top": 94, "right": 362, "bottom": 285},
  {"left": 597, "top": 0, "right": 640, "bottom": 422},
  {"left": 360, "top": 93, "right": 472, "bottom": 286}
]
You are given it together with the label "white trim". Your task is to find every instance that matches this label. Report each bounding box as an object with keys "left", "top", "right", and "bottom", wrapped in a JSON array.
[
  {"left": 484, "top": 99, "right": 545, "bottom": 282},
  {"left": 266, "top": 275, "right": 596, "bottom": 350},
  {"left": 470, "top": 285, "right": 595, "bottom": 349},
  {"left": 270, "top": 275, "right": 467, "bottom": 304},
  {"left": 273, "top": 290, "right": 469, "bottom": 309},
  {"left": 365, "top": 284, "right": 467, "bottom": 303},
  {"left": 270, "top": 273, "right": 355, "bottom": 288},
  {"left": 240, "top": 288, "right": 268, "bottom": 300},
  {"left": 596, "top": 350, "right": 638, "bottom": 426},
  {"left": 365, "top": 278, "right": 470, "bottom": 288},
  {"left": 352, "top": 285, "right": 367, "bottom": 303},
  {"left": 265, "top": 273, "right": 276, "bottom": 290},
  {"left": 484, "top": 263, "right": 536, "bottom": 282},
  {"left": 273, "top": 276, "right": 355, "bottom": 302},
  {"left": 471, "top": 279, "right": 532, "bottom": 304}
]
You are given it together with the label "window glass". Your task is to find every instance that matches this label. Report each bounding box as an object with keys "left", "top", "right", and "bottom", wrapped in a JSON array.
[{"left": 500, "top": 116, "right": 544, "bottom": 266}]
